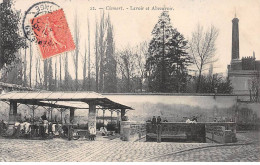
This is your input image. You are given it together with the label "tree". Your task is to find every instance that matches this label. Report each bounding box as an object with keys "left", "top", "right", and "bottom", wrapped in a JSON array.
[
  {"left": 134, "top": 42, "right": 148, "bottom": 92},
  {"left": 29, "top": 41, "right": 33, "bottom": 87},
  {"left": 117, "top": 47, "right": 138, "bottom": 92},
  {"left": 146, "top": 11, "right": 191, "bottom": 93},
  {"left": 103, "top": 15, "right": 117, "bottom": 93},
  {"left": 199, "top": 74, "right": 233, "bottom": 94},
  {"left": 98, "top": 12, "right": 106, "bottom": 92},
  {"left": 95, "top": 12, "right": 117, "bottom": 93},
  {"left": 95, "top": 21, "right": 99, "bottom": 92},
  {"left": 87, "top": 17, "right": 91, "bottom": 90},
  {"left": 44, "top": 59, "right": 48, "bottom": 90},
  {"left": 83, "top": 40, "right": 87, "bottom": 90},
  {"left": 189, "top": 24, "right": 219, "bottom": 93},
  {"left": 73, "top": 12, "right": 79, "bottom": 91},
  {"left": 0, "top": 57, "right": 23, "bottom": 85},
  {"left": 64, "top": 52, "right": 70, "bottom": 90},
  {"left": 0, "top": 0, "right": 26, "bottom": 70}
]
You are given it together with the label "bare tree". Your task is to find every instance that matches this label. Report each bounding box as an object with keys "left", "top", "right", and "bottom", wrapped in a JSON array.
[
  {"left": 59, "top": 55, "right": 62, "bottom": 90},
  {"left": 35, "top": 56, "right": 39, "bottom": 87},
  {"left": 44, "top": 59, "right": 48, "bottom": 90},
  {"left": 83, "top": 40, "right": 87, "bottom": 90},
  {"left": 23, "top": 47, "right": 27, "bottom": 86},
  {"left": 135, "top": 41, "right": 148, "bottom": 92},
  {"left": 117, "top": 47, "right": 137, "bottom": 92},
  {"left": 88, "top": 17, "right": 91, "bottom": 90},
  {"left": 189, "top": 24, "right": 219, "bottom": 92},
  {"left": 29, "top": 41, "right": 33, "bottom": 87},
  {"left": 95, "top": 21, "right": 99, "bottom": 92},
  {"left": 37, "top": 57, "right": 43, "bottom": 88},
  {"left": 54, "top": 57, "right": 57, "bottom": 90},
  {"left": 64, "top": 52, "right": 69, "bottom": 90},
  {"left": 73, "top": 12, "right": 79, "bottom": 91}
]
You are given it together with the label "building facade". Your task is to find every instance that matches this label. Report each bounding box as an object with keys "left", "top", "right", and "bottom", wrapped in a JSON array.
[{"left": 227, "top": 16, "right": 260, "bottom": 95}]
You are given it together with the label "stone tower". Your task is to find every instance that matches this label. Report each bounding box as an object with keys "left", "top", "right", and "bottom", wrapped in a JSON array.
[{"left": 231, "top": 16, "right": 239, "bottom": 60}]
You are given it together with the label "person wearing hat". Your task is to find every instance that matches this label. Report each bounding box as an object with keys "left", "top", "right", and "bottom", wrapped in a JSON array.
[{"left": 151, "top": 116, "right": 157, "bottom": 133}]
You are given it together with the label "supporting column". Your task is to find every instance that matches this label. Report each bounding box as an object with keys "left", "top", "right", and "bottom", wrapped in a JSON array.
[
  {"left": 111, "top": 111, "right": 113, "bottom": 123},
  {"left": 88, "top": 102, "right": 97, "bottom": 135},
  {"left": 9, "top": 100, "right": 17, "bottom": 125},
  {"left": 70, "top": 108, "right": 75, "bottom": 124},
  {"left": 121, "top": 109, "right": 126, "bottom": 121},
  {"left": 50, "top": 108, "right": 53, "bottom": 122},
  {"left": 32, "top": 106, "right": 35, "bottom": 124},
  {"left": 117, "top": 111, "right": 120, "bottom": 126},
  {"left": 103, "top": 110, "right": 105, "bottom": 126},
  {"left": 120, "top": 109, "right": 126, "bottom": 135},
  {"left": 117, "top": 111, "right": 120, "bottom": 133},
  {"left": 60, "top": 109, "right": 63, "bottom": 124}
]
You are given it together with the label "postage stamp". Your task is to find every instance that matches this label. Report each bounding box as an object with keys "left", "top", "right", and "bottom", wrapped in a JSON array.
[
  {"left": 23, "top": 1, "right": 61, "bottom": 42},
  {"left": 30, "top": 9, "right": 76, "bottom": 59}
]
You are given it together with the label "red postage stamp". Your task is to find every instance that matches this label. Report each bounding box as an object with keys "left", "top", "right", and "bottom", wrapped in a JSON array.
[{"left": 30, "top": 9, "right": 75, "bottom": 59}]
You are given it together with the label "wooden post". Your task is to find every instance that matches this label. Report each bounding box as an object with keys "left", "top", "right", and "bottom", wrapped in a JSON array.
[
  {"left": 32, "top": 106, "right": 35, "bottom": 125},
  {"left": 117, "top": 111, "right": 120, "bottom": 127},
  {"left": 88, "top": 102, "right": 96, "bottom": 136},
  {"left": 60, "top": 109, "right": 63, "bottom": 124},
  {"left": 103, "top": 110, "right": 105, "bottom": 126},
  {"left": 111, "top": 111, "right": 113, "bottom": 124},
  {"left": 121, "top": 109, "right": 126, "bottom": 121},
  {"left": 70, "top": 108, "right": 75, "bottom": 124},
  {"left": 117, "top": 111, "right": 120, "bottom": 133},
  {"left": 50, "top": 108, "right": 53, "bottom": 122},
  {"left": 9, "top": 100, "right": 17, "bottom": 125}
]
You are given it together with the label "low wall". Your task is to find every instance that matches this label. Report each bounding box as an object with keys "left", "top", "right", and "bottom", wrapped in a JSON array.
[
  {"left": 145, "top": 122, "right": 237, "bottom": 143},
  {"left": 120, "top": 121, "right": 146, "bottom": 141},
  {"left": 146, "top": 122, "right": 205, "bottom": 142},
  {"left": 205, "top": 122, "right": 237, "bottom": 143}
]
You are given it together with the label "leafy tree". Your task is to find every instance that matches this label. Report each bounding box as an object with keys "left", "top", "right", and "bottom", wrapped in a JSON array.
[
  {"left": 0, "top": 57, "right": 23, "bottom": 85},
  {"left": 0, "top": 0, "right": 26, "bottom": 70},
  {"left": 146, "top": 11, "right": 191, "bottom": 93},
  {"left": 103, "top": 15, "right": 117, "bottom": 93}
]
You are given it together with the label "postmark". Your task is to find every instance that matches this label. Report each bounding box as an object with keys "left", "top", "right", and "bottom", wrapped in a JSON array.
[
  {"left": 30, "top": 9, "right": 75, "bottom": 59},
  {"left": 23, "top": 1, "right": 61, "bottom": 42}
]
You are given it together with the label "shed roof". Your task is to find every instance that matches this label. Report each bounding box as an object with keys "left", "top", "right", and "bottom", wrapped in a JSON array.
[{"left": 0, "top": 91, "right": 133, "bottom": 110}]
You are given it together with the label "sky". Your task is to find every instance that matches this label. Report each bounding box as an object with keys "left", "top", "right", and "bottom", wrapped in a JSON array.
[{"left": 11, "top": 0, "right": 260, "bottom": 82}]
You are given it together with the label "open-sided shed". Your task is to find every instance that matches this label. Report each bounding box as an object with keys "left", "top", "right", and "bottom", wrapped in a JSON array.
[{"left": 0, "top": 91, "right": 133, "bottom": 133}]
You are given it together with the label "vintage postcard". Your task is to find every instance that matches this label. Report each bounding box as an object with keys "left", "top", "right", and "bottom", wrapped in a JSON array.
[{"left": 0, "top": 0, "right": 259, "bottom": 162}]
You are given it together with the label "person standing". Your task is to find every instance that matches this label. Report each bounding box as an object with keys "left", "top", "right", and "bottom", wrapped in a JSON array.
[
  {"left": 157, "top": 116, "right": 162, "bottom": 143},
  {"left": 41, "top": 112, "right": 48, "bottom": 135},
  {"left": 151, "top": 116, "right": 157, "bottom": 133},
  {"left": 89, "top": 126, "right": 96, "bottom": 141}
]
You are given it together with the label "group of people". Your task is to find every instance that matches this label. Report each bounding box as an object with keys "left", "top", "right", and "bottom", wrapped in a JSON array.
[
  {"left": 151, "top": 116, "right": 162, "bottom": 125},
  {"left": 185, "top": 116, "right": 198, "bottom": 123}
]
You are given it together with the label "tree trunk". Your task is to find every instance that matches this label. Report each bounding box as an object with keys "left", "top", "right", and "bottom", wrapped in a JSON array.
[
  {"left": 23, "top": 47, "right": 27, "bottom": 86},
  {"left": 196, "top": 68, "right": 202, "bottom": 93},
  {"left": 95, "top": 22, "right": 99, "bottom": 92},
  {"left": 88, "top": 18, "right": 91, "bottom": 90},
  {"left": 74, "top": 13, "right": 79, "bottom": 91},
  {"left": 59, "top": 55, "right": 62, "bottom": 90},
  {"left": 83, "top": 40, "right": 87, "bottom": 90},
  {"left": 29, "top": 41, "right": 32, "bottom": 87},
  {"left": 44, "top": 59, "right": 48, "bottom": 90}
]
